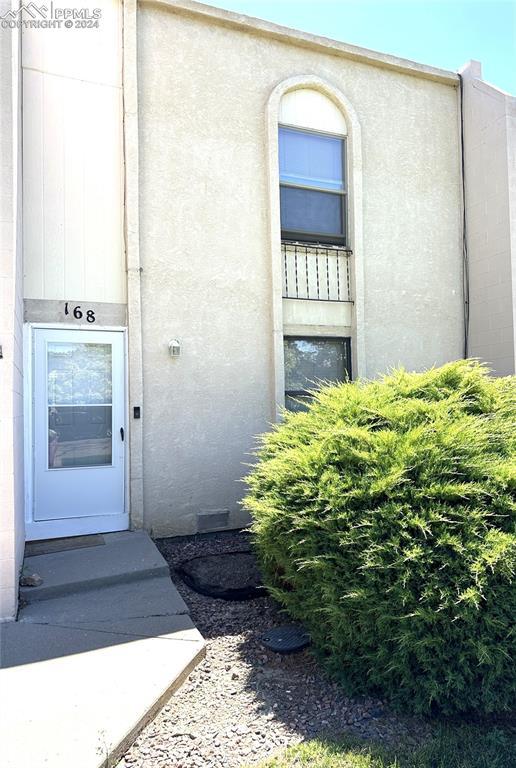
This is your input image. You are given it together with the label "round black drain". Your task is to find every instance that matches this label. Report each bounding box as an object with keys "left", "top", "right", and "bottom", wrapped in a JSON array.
[
  {"left": 261, "top": 624, "right": 311, "bottom": 654},
  {"left": 177, "top": 550, "right": 265, "bottom": 601}
]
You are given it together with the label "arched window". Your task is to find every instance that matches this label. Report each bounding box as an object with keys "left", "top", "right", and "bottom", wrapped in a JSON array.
[
  {"left": 267, "top": 78, "right": 366, "bottom": 415},
  {"left": 279, "top": 89, "right": 348, "bottom": 246}
]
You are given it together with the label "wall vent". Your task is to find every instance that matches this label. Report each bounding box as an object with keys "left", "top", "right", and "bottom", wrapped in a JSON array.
[{"left": 197, "top": 509, "right": 230, "bottom": 533}]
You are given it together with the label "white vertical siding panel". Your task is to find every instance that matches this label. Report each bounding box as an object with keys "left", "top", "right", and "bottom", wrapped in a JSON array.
[
  {"left": 63, "top": 77, "right": 85, "bottom": 299},
  {"left": 102, "top": 87, "right": 125, "bottom": 302},
  {"left": 82, "top": 82, "right": 125, "bottom": 302},
  {"left": 83, "top": 81, "right": 107, "bottom": 301},
  {"left": 22, "top": 69, "right": 44, "bottom": 298},
  {"left": 22, "top": 0, "right": 125, "bottom": 304},
  {"left": 42, "top": 74, "right": 65, "bottom": 298},
  {"left": 22, "top": 1, "right": 122, "bottom": 87}
]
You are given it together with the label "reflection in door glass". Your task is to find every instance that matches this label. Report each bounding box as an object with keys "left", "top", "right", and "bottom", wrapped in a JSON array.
[{"left": 47, "top": 343, "right": 113, "bottom": 469}]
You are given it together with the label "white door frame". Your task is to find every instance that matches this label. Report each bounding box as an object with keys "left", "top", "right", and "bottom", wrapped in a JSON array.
[{"left": 24, "top": 323, "right": 130, "bottom": 541}]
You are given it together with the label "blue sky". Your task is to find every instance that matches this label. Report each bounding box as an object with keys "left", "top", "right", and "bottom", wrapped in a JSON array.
[{"left": 211, "top": 0, "right": 516, "bottom": 94}]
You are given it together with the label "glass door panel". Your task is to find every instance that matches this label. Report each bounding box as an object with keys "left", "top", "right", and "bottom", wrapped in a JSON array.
[{"left": 47, "top": 342, "right": 113, "bottom": 469}]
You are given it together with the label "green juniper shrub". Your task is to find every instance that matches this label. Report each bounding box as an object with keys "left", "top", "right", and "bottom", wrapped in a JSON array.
[{"left": 244, "top": 361, "right": 516, "bottom": 715}]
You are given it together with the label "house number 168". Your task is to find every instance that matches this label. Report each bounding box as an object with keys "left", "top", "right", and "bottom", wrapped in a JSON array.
[{"left": 64, "top": 303, "right": 96, "bottom": 323}]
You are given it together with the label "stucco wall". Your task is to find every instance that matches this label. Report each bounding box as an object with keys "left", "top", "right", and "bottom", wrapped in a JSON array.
[
  {"left": 461, "top": 61, "right": 516, "bottom": 375},
  {"left": 0, "top": 9, "right": 24, "bottom": 620},
  {"left": 137, "top": 3, "right": 463, "bottom": 535}
]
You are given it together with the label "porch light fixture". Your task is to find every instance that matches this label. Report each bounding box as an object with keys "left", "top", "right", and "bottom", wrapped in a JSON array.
[{"left": 168, "top": 339, "right": 181, "bottom": 358}]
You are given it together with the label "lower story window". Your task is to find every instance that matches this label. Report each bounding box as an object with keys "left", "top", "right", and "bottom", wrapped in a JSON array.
[{"left": 284, "top": 337, "right": 351, "bottom": 411}]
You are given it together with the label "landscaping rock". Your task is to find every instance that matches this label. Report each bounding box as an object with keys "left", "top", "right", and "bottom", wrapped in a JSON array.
[
  {"left": 20, "top": 570, "right": 43, "bottom": 587},
  {"left": 120, "top": 531, "right": 429, "bottom": 768}
]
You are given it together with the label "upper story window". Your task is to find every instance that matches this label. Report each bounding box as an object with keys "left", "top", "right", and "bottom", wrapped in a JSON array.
[{"left": 279, "top": 126, "right": 346, "bottom": 245}]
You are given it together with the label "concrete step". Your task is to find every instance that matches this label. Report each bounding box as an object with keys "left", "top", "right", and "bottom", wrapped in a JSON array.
[
  {"left": 3, "top": 529, "right": 206, "bottom": 768},
  {"left": 20, "top": 531, "right": 170, "bottom": 603},
  {"left": 1, "top": 613, "right": 201, "bottom": 668},
  {"left": 19, "top": 576, "right": 189, "bottom": 624}
]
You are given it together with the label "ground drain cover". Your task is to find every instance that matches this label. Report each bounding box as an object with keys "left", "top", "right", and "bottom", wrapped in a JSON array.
[
  {"left": 261, "top": 624, "right": 311, "bottom": 654},
  {"left": 177, "top": 550, "right": 266, "bottom": 601}
]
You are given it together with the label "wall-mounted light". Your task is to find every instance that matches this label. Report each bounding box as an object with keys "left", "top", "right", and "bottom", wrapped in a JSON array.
[{"left": 168, "top": 339, "right": 181, "bottom": 358}]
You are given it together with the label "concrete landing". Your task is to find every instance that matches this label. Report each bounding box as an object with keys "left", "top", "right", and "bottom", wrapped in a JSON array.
[
  {"left": 19, "top": 530, "right": 169, "bottom": 602},
  {"left": 0, "top": 531, "right": 205, "bottom": 768}
]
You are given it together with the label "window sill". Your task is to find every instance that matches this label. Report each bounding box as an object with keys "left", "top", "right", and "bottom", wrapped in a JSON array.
[{"left": 281, "top": 237, "right": 352, "bottom": 252}]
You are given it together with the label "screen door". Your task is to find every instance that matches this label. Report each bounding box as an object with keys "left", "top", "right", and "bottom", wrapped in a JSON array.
[{"left": 32, "top": 328, "right": 126, "bottom": 528}]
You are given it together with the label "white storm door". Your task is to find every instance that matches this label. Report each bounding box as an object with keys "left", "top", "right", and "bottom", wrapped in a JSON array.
[{"left": 33, "top": 328, "right": 126, "bottom": 526}]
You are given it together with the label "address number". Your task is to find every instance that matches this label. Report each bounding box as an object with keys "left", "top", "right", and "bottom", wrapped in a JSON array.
[{"left": 64, "top": 303, "right": 96, "bottom": 323}]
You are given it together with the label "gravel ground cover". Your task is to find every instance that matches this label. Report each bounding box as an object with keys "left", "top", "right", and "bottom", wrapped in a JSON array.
[{"left": 119, "top": 531, "right": 429, "bottom": 768}]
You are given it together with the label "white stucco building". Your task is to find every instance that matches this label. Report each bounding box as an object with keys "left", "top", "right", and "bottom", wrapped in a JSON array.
[{"left": 1, "top": 0, "right": 515, "bottom": 620}]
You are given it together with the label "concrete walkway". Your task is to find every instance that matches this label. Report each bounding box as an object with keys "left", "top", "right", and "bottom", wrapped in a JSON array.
[{"left": 0, "top": 531, "right": 205, "bottom": 768}]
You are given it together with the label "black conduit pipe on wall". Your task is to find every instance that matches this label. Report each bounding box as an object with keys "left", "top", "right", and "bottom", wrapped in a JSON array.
[{"left": 458, "top": 72, "right": 470, "bottom": 359}]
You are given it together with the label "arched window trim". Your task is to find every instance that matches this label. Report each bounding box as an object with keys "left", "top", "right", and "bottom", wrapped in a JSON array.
[
  {"left": 279, "top": 87, "right": 348, "bottom": 135},
  {"left": 266, "top": 76, "right": 366, "bottom": 417}
]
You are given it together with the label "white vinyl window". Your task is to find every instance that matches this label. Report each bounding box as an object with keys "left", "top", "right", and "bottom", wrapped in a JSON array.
[
  {"left": 284, "top": 337, "right": 351, "bottom": 411},
  {"left": 279, "top": 126, "right": 346, "bottom": 245}
]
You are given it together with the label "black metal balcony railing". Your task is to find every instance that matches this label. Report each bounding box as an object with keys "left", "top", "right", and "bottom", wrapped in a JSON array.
[{"left": 281, "top": 241, "right": 353, "bottom": 302}]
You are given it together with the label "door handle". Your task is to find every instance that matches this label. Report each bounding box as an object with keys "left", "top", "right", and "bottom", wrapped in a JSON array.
[{"left": 120, "top": 427, "right": 124, "bottom": 442}]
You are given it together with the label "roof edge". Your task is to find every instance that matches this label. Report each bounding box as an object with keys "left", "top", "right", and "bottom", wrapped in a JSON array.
[{"left": 141, "top": 0, "right": 459, "bottom": 86}]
